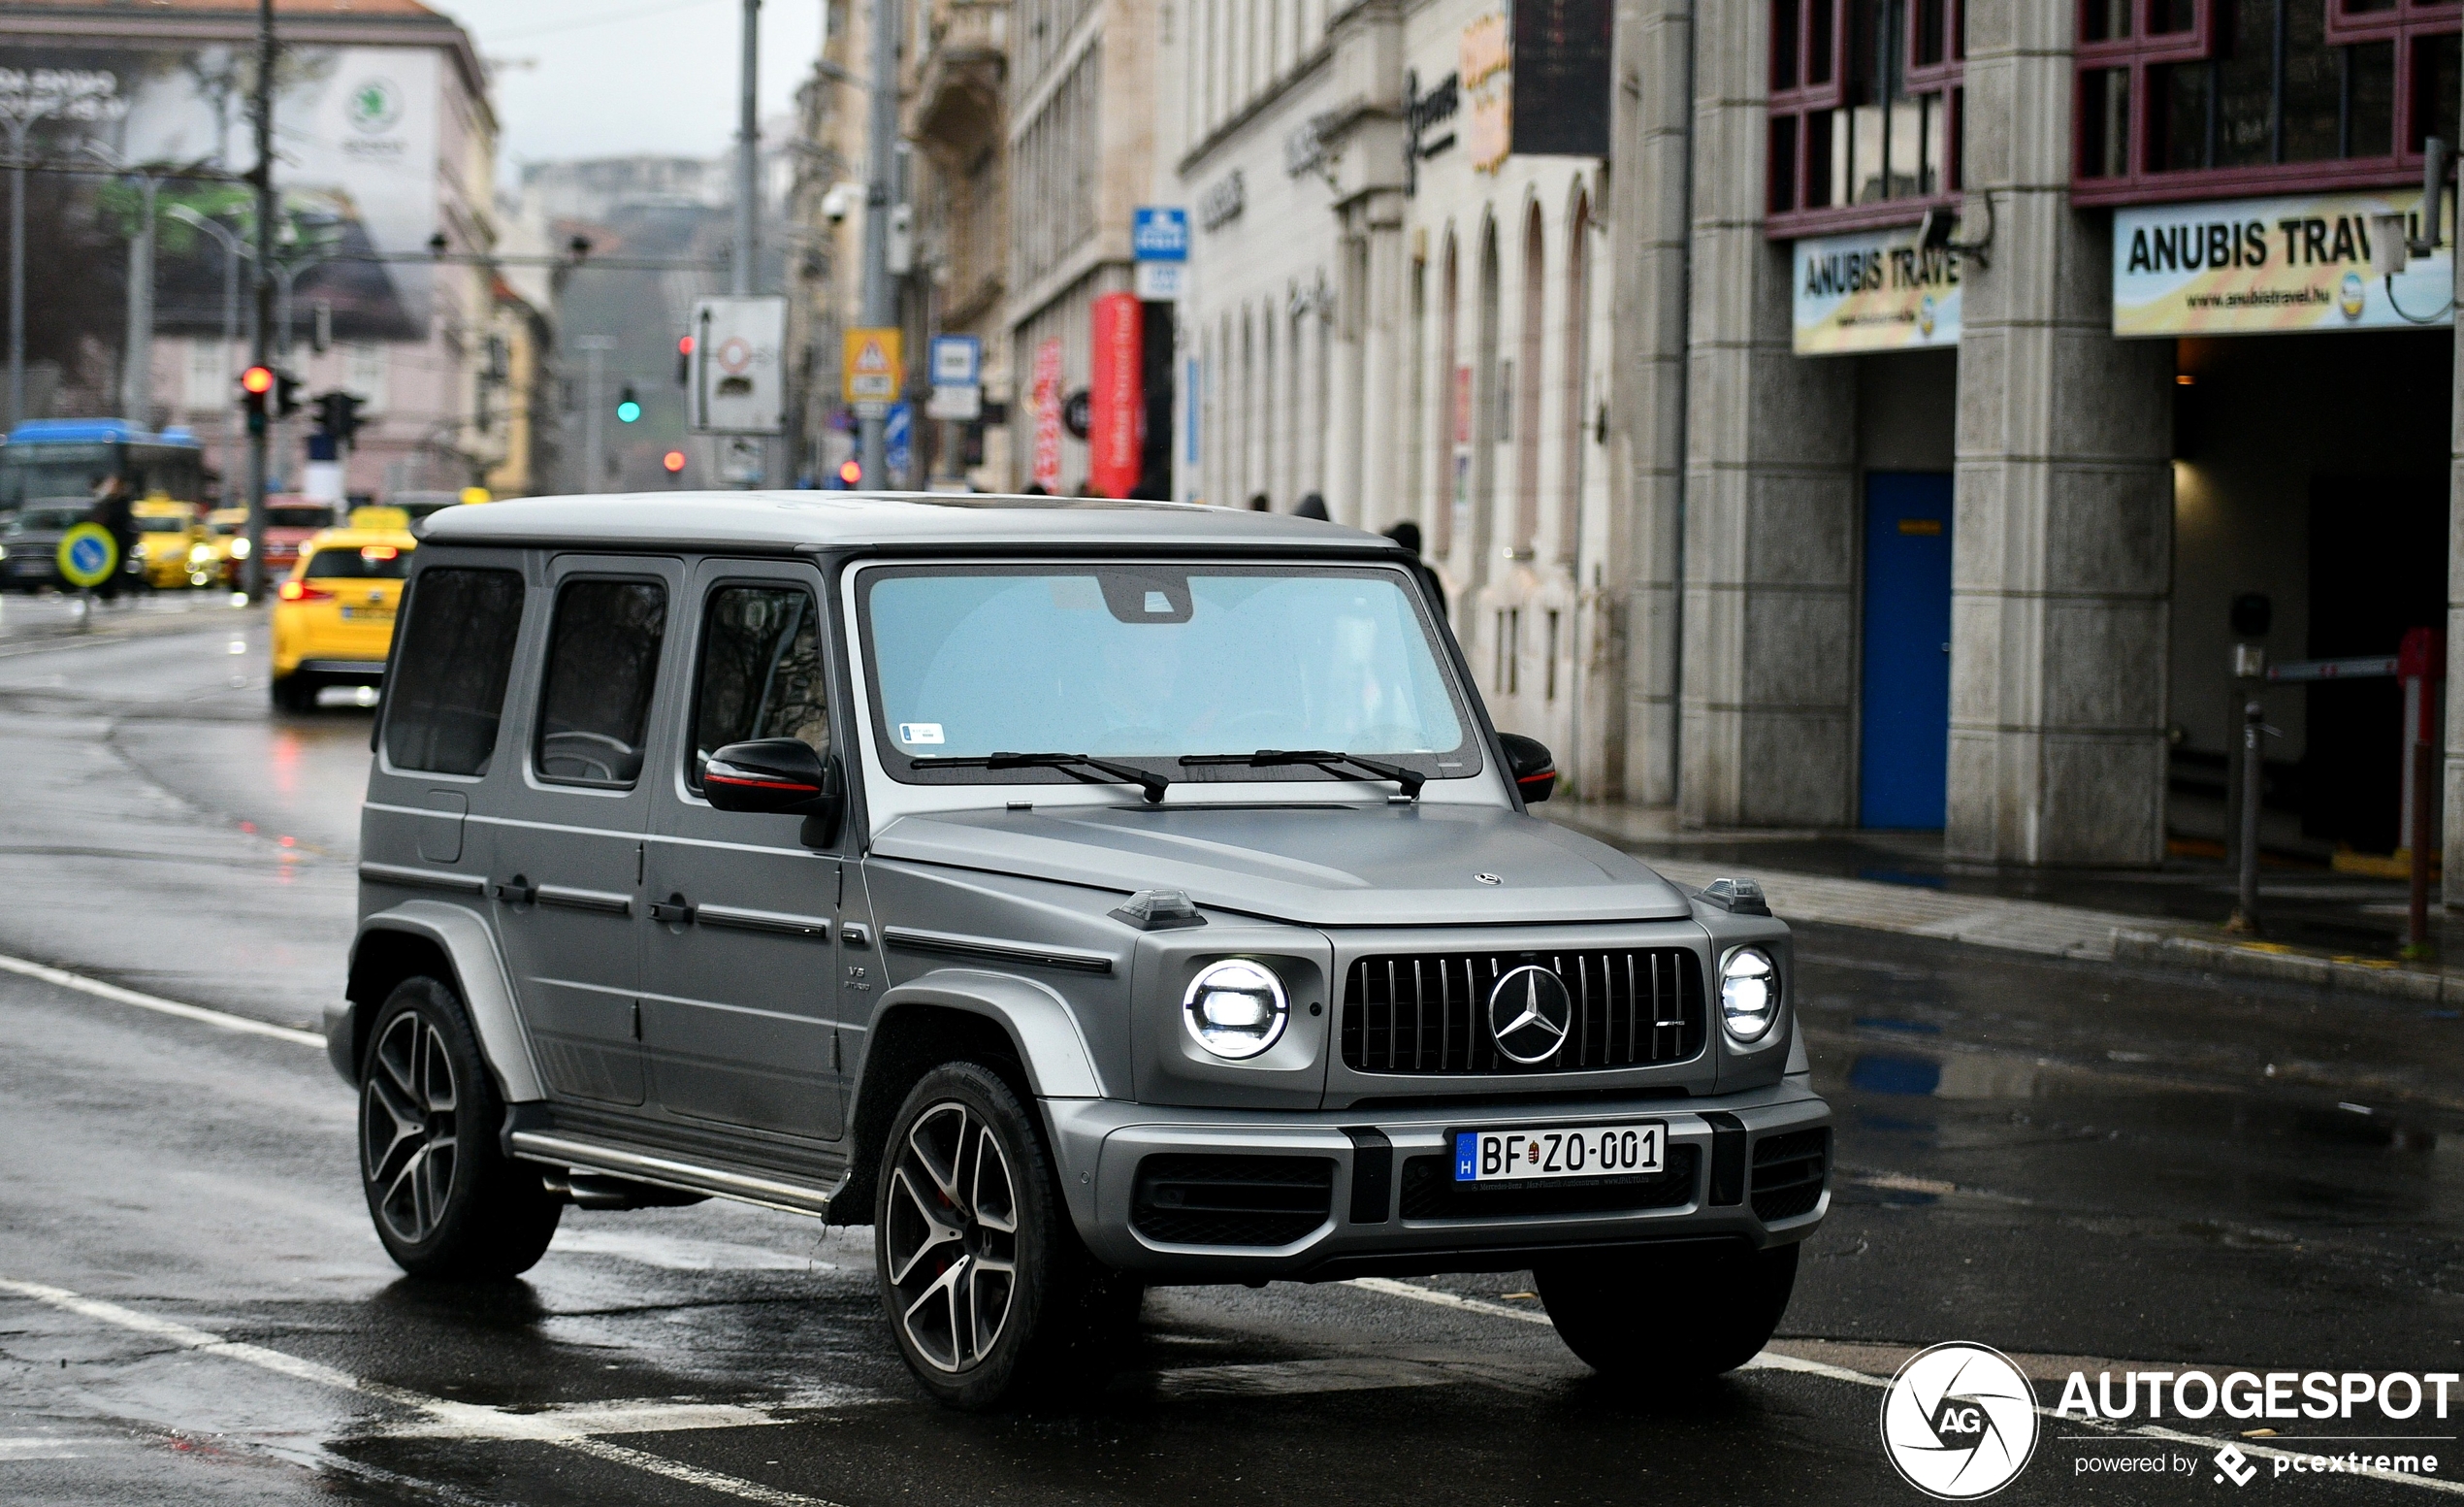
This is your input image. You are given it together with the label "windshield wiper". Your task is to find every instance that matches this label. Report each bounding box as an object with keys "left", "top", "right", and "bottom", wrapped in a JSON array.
[
  {"left": 1179, "top": 749, "right": 1426, "bottom": 802},
  {"left": 914, "top": 751, "right": 1171, "bottom": 804}
]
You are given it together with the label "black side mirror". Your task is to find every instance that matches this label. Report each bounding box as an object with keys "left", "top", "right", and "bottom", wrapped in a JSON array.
[
  {"left": 705, "top": 738, "right": 843, "bottom": 826},
  {"left": 1498, "top": 733, "right": 1557, "bottom": 803}
]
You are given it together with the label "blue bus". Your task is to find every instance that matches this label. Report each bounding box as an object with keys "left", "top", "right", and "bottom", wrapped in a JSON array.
[{"left": 0, "top": 419, "right": 208, "bottom": 516}]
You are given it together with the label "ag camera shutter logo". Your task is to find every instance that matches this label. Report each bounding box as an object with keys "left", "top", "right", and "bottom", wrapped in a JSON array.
[{"left": 1881, "top": 1343, "right": 2040, "bottom": 1498}]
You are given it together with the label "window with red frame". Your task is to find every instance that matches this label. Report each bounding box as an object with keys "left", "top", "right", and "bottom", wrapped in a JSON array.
[
  {"left": 1768, "top": 0, "right": 1963, "bottom": 235},
  {"left": 2076, "top": 0, "right": 2460, "bottom": 204}
]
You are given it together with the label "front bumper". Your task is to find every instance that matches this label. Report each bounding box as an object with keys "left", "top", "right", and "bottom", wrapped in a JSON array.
[{"left": 1044, "top": 1076, "right": 1832, "bottom": 1281}]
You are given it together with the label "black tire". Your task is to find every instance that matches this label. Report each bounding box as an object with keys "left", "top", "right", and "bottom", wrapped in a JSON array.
[
  {"left": 358, "top": 976, "right": 562, "bottom": 1279},
  {"left": 873, "top": 1062, "right": 1136, "bottom": 1409},
  {"left": 1535, "top": 1240, "right": 1799, "bottom": 1380}
]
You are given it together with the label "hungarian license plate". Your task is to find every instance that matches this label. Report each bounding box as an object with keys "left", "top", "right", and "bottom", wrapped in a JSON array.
[
  {"left": 1453, "top": 1123, "right": 1665, "bottom": 1184},
  {"left": 340, "top": 606, "right": 393, "bottom": 621}
]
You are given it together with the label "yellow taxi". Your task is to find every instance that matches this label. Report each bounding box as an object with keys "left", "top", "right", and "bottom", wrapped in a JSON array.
[
  {"left": 201, "top": 507, "right": 251, "bottom": 587},
  {"left": 130, "top": 500, "right": 212, "bottom": 589},
  {"left": 270, "top": 527, "right": 415, "bottom": 712}
]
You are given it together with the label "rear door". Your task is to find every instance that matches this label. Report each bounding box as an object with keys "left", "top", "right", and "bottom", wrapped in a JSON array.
[
  {"left": 639, "top": 559, "right": 846, "bottom": 1140},
  {"left": 490, "top": 555, "right": 682, "bottom": 1110}
]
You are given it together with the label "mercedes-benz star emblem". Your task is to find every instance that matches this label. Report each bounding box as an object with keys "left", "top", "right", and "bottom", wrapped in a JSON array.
[{"left": 1486, "top": 965, "right": 1573, "bottom": 1065}]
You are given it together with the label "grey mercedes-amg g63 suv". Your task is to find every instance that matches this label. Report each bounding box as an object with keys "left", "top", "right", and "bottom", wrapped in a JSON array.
[{"left": 330, "top": 493, "right": 1830, "bottom": 1407}]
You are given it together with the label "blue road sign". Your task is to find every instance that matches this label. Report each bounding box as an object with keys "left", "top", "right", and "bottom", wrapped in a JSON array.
[
  {"left": 929, "top": 335, "right": 982, "bottom": 388},
  {"left": 1133, "top": 207, "right": 1189, "bottom": 262},
  {"left": 885, "top": 402, "right": 914, "bottom": 481}
]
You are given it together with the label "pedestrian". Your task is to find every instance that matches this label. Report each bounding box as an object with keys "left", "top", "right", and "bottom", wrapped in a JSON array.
[
  {"left": 1295, "top": 493, "right": 1329, "bottom": 520},
  {"left": 1248, "top": 493, "right": 1269, "bottom": 511},
  {"left": 1383, "top": 519, "right": 1447, "bottom": 617},
  {"left": 89, "top": 473, "right": 134, "bottom": 601}
]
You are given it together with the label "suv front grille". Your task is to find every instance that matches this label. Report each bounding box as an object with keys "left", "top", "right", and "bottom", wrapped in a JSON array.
[
  {"left": 1340, "top": 949, "right": 1704, "bottom": 1074},
  {"left": 1397, "top": 1147, "right": 1701, "bottom": 1220},
  {"left": 1750, "top": 1129, "right": 1829, "bottom": 1222},
  {"left": 1130, "top": 1154, "right": 1335, "bottom": 1247}
]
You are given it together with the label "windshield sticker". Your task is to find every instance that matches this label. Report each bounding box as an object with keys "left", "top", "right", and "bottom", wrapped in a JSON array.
[{"left": 898, "top": 722, "right": 946, "bottom": 745}]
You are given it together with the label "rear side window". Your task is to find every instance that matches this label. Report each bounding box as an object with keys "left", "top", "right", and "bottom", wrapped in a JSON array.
[
  {"left": 688, "top": 584, "right": 828, "bottom": 792},
  {"left": 305, "top": 545, "right": 410, "bottom": 579},
  {"left": 535, "top": 579, "right": 667, "bottom": 789},
  {"left": 383, "top": 568, "right": 525, "bottom": 776}
]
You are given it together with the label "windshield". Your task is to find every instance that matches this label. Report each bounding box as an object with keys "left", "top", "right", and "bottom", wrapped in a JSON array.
[
  {"left": 6, "top": 505, "right": 89, "bottom": 534},
  {"left": 861, "top": 564, "right": 1474, "bottom": 787},
  {"left": 267, "top": 506, "right": 337, "bottom": 530},
  {"left": 0, "top": 443, "right": 114, "bottom": 508},
  {"left": 137, "top": 513, "right": 191, "bottom": 533}
]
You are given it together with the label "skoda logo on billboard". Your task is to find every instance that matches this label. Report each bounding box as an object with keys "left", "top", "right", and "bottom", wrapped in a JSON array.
[
  {"left": 1880, "top": 1343, "right": 2040, "bottom": 1499},
  {"left": 1486, "top": 965, "right": 1572, "bottom": 1065}
]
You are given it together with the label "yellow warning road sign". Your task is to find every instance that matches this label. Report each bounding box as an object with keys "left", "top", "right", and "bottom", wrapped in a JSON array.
[{"left": 843, "top": 328, "right": 903, "bottom": 405}]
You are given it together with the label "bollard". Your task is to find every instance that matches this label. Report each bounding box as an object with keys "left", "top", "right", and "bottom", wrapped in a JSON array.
[{"left": 2226, "top": 700, "right": 2263, "bottom": 934}]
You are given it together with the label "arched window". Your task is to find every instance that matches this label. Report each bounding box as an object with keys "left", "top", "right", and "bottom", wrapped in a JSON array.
[
  {"left": 1514, "top": 203, "right": 1546, "bottom": 558},
  {"left": 1559, "top": 191, "right": 1592, "bottom": 563},
  {"left": 1475, "top": 215, "right": 1502, "bottom": 558},
  {"left": 1436, "top": 231, "right": 1460, "bottom": 556}
]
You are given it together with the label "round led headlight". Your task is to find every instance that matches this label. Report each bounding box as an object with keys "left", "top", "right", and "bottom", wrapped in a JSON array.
[
  {"left": 1720, "top": 947, "right": 1779, "bottom": 1044},
  {"left": 1183, "top": 959, "right": 1288, "bottom": 1061}
]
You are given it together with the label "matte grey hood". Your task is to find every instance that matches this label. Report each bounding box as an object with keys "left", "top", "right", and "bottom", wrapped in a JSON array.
[{"left": 868, "top": 803, "right": 1694, "bottom": 927}]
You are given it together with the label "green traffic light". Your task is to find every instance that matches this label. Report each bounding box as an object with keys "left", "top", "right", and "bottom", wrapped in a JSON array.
[{"left": 616, "top": 399, "right": 642, "bottom": 423}]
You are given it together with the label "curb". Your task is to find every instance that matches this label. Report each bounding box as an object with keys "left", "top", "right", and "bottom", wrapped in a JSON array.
[
  {"left": 2111, "top": 928, "right": 2460, "bottom": 1005},
  {"left": 0, "top": 600, "right": 260, "bottom": 657}
]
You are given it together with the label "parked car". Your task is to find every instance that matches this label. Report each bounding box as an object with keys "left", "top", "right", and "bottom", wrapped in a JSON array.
[
  {"left": 270, "top": 527, "right": 413, "bottom": 711},
  {"left": 329, "top": 494, "right": 1829, "bottom": 1409}
]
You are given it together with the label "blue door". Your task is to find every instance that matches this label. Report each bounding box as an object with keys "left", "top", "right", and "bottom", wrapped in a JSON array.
[{"left": 1859, "top": 473, "right": 1954, "bottom": 829}]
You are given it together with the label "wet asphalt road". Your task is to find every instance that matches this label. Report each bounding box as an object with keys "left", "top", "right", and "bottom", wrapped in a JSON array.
[{"left": 1, "top": 606, "right": 2461, "bottom": 1506}]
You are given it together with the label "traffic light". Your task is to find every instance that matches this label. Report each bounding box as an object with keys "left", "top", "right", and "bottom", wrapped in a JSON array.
[
  {"left": 837, "top": 457, "right": 861, "bottom": 487},
  {"left": 661, "top": 449, "right": 687, "bottom": 475},
  {"left": 617, "top": 384, "right": 642, "bottom": 424},
  {"left": 275, "top": 369, "right": 304, "bottom": 420},
  {"left": 675, "top": 335, "right": 694, "bottom": 385},
  {"left": 239, "top": 365, "right": 274, "bottom": 435},
  {"left": 311, "top": 391, "right": 364, "bottom": 450}
]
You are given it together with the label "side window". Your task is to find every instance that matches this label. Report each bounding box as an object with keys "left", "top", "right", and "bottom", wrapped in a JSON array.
[
  {"left": 687, "top": 583, "right": 828, "bottom": 793},
  {"left": 535, "top": 578, "right": 668, "bottom": 789},
  {"left": 383, "top": 568, "right": 525, "bottom": 776}
]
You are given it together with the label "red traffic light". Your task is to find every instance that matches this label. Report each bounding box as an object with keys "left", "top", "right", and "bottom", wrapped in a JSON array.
[
  {"left": 240, "top": 365, "right": 275, "bottom": 395},
  {"left": 662, "top": 450, "right": 687, "bottom": 474},
  {"left": 677, "top": 336, "right": 695, "bottom": 356},
  {"left": 838, "top": 458, "right": 861, "bottom": 486}
]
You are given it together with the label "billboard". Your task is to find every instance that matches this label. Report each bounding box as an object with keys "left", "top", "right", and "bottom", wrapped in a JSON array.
[
  {"left": 0, "top": 41, "right": 441, "bottom": 340},
  {"left": 2113, "top": 188, "right": 2455, "bottom": 336},
  {"left": 1794, "top": 224, "right": 1962, "bottom": 354}
]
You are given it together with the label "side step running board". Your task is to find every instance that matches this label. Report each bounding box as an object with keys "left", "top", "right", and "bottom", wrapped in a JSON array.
[{"left": 508, "top": 1130, "right": 845, "bottom": 1219}]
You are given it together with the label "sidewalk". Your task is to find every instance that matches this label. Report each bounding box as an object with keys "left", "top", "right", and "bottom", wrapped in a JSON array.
[{"left": 1553, "top": 803, "right": 2464, "bottom": 1006}]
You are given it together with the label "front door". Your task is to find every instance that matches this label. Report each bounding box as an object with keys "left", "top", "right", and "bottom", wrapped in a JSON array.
[
  {"left": 1860, "top": 472, "right": 1954, "bottom": 830},
  {"left": 492, "top": 555, "right": 684, "bottom": 1109},
  {"left": 639, "top": 560, "right": 845, "bottom": 1140}
]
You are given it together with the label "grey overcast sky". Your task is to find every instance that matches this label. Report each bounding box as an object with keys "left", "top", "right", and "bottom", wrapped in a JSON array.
[{"left": 429, "top": 0, "right": 827, "bottom": 174}]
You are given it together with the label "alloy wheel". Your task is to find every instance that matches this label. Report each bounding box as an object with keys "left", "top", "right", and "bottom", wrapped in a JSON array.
[
  {"left": 362, "top": 1009, "right": 460, "bottom": 1245},
  {"left": 884, "top": 1100, "right": 1020, "bottom": 1372}
]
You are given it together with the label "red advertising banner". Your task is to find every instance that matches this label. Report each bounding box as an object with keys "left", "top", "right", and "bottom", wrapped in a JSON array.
[
  {"left": 1087, "top": 291, "right": 1144, "bottom": 499},
  {"left": 1031, "top": 337, "right": 1064, "bottom": 489}
]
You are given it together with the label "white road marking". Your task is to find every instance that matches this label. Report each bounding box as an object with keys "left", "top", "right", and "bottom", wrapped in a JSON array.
[
  {"left": 1351, "top": 1277, "right": 2464, "bottom": 1495},
  {"left": 0, "top": 1277, "right": 853, "bottom": 1507},
  {"left": 0, "top": 952, "right": 324, "bottom": 1048}
]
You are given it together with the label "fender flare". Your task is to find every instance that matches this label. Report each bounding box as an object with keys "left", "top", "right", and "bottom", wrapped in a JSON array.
[
  {"left": 349, "top": 900, "right": 545, "bottom": 1103},
  {"left": 867, "top": 968, "right": 1106, "bottom": 1099}
]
